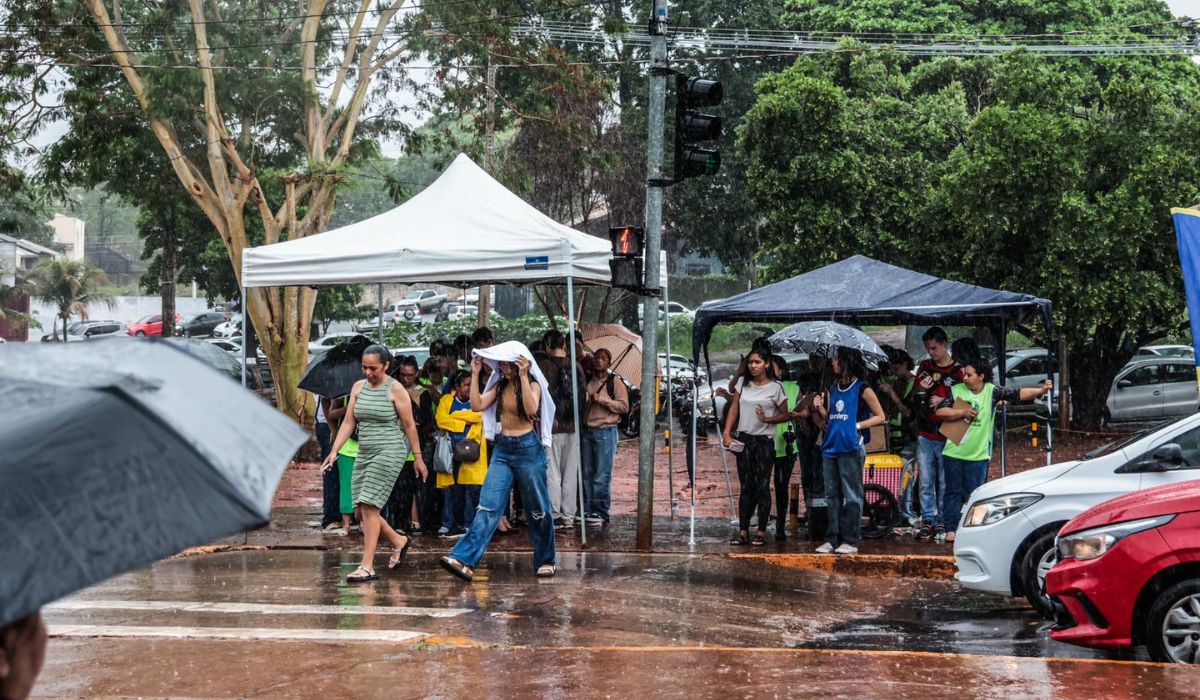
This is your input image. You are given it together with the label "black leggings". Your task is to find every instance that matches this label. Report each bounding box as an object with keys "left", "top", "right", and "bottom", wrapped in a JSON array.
[
  {"left": 736, "top": 433, "right": 775, "bottom": 533},
  {"left": 773, "top": 454, "right": 796, "bottom": 535}
]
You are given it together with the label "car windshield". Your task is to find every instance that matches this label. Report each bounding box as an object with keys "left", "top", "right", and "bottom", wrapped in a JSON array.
[
  {"left": 1160, "top": 347, "right": 1193, "bottom": 357},
  {"left": 404, "top": 291, "right": 423, "bottom": 300},
  {"left": 1081, "top": 420, "right": 1173, "bottom": 460}
]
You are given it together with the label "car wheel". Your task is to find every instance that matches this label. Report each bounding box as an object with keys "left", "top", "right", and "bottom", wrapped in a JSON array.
[
  {"left": 860, "top": 484, "right": 899, "bottom": 539},
  {"left": 1147, "top": 578, "right": 1200, "bottom": 663},
  {"left": 1020, "top": 531, "right": 1058, "bottom": 618},
  {"left": 403, "top": 308, "right": 417, "bottom": 321},
  {"left": 135, "top": 331, "right": 146, "bottom": 337}
]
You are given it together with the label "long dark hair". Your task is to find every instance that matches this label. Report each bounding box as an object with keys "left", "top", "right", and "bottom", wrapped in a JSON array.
[
  {"left": 738, "top": 349, "right": 776, "bottom": 386},
  {"left": 496, "top": 364, "right": 538, "bottom": 422},
  {"left": 834, "top": 346, "right": 866, "bottom": 382}
]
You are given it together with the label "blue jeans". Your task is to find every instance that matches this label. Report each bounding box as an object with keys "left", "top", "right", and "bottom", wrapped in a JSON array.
[
  {"left": 581, "top": 425, "right": 618, "bottom": 520},
  {"left": 316, "top": 422, "right": 338, "bottom": 528},
  {"left": 450, "top": 431, "right": 555, "bottom": 569},
  {"left": 917, "top": 436, "right": 947, "bottom": 528},
  {"left": 822, "top": 449, "right": 865, "bottom": 546},
  {"left": 942, "top": 455, "right": 989, "bottom": 533}
]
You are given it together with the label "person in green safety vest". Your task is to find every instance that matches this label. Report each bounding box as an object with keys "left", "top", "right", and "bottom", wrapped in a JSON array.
[
  {"left": 935, "top": 360, "right": 1052, "bottom": 543},
  {"left": 769, "top": 355, "right": 803, "bottom": 541}
]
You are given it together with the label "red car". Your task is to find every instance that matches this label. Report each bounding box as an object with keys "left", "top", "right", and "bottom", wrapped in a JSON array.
[
  {"left": 128, "top": 313, "right": 182, "bottom": 337},
  {"left": 1046, "top": 479, "right": 1200, "bottom": 663}
]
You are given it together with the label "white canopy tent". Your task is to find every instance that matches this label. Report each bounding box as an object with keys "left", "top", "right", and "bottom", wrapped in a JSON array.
[{"left": 242, "top": 153, "right": 612, "bottom": 288}]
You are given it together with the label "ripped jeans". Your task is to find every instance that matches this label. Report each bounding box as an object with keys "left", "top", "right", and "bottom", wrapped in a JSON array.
[{"left": 449, "top": 430, "right": 556, "bottom": 569}]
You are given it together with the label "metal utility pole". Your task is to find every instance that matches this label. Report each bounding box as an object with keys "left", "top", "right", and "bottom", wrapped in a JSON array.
[{"left": 636, "top": 0, "right": 669, "bottom": 550}]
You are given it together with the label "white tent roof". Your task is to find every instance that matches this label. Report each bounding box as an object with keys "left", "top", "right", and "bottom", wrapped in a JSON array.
[{"left": 241, "top": 154, "right": 613, "bottom": 288}]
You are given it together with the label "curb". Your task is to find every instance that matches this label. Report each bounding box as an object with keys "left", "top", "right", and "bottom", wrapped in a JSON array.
[{"left": 730, "top": 553, "right": 957, "bottom": 580}]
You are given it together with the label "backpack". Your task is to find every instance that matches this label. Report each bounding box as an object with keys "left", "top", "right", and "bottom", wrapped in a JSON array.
[{"left": 552, "top": 358, "right": 581, "bottom": 423}]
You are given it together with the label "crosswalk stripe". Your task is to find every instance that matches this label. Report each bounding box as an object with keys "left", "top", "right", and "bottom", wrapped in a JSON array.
[
  {"left": 46, "top": 600, "right": 471, "bottom": 618},
  {"left": 48, "top": 624, "right": 428, "bottom": 643}
]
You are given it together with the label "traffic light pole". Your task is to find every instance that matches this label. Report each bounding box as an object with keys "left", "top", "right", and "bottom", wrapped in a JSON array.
[{"left": 636, "top": 0, "right": 669, "bottom": 551}]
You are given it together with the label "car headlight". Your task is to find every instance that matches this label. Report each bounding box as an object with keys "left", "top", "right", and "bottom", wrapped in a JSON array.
[
  {"left": 700, "top": 406, "right": 714, "bottom": 416},
  {"left": 1056, "top": 514, "right": 1175, "bottom": 561},
  {"left": 963, "top": 493, "right": 1043, "bottom": 527}
]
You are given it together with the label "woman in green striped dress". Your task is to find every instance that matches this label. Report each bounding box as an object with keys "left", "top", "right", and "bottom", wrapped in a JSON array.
[{"left": 322, "top": 346, "right": 429, "bottom": 582}]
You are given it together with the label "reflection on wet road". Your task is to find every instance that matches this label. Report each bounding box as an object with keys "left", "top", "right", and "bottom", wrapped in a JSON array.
[{"left": 35, "top": 550, "right": 1196, "bottom": 697}]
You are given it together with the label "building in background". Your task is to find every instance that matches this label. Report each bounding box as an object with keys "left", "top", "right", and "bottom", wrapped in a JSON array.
[{"left": 48, "top": 213, "right": 86, "bottom": 262}]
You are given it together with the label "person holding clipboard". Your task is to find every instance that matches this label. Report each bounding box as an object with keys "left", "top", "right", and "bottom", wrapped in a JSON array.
[{"left": 935, "top": 360, "right": 1053, "bottom": 542}]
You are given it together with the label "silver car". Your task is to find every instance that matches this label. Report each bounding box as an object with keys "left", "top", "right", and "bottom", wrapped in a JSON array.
[
  {"left": 993, "top": 348, "right": 1059, "bottom": 415},
  {"left": 1105, "top": 358, "right": 1200, "bottom": 425}
]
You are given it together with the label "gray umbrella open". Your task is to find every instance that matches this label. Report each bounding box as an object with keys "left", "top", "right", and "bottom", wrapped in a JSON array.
[
  {"left": 0, "top": 341, "right": 307, "bottom": 627},
  {"left": 768, "top": 321, "right": 887, "bottom": 362}
]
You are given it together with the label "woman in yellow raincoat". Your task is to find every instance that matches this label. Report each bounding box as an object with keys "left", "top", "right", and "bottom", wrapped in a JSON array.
[{"left": 435, "top": 370, "right": 489, "bottom": 536}]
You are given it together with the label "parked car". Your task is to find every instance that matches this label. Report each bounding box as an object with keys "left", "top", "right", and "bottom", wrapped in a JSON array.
[
  {"left": 658, "top": 353, "right": 708, "bottom": 384},
  {"left": 691, "top": 352, "right": 810, "bottom": 432},
  {"left": 638, "top": 301, "right": 694, "bottom": 324},
  {"left": 396, "top": 289, "right": 447, "bottom": 314},
  {"left": 206, "top": 338, "right": 243, "bottom": 355},
  {"left": 212, "top": 314, "right": 241, "bottom": 338},
  {"left": 992, "top": 348, "right": 1059, "bottom": 415},
  {"left": 128, "top": 313, "right": 183, "bottom": 337},
  {"left": 1104, "top": 358, "right": 1200, "bottom": 425},
  {"left": 177, "top": 311, "right": 227, "bottom": 337},
  {"left": 42, "top": 320, "right": 126, "bottom": 342},
  {"left": 1135, "top": 344, "right": 1195, "bottom": 359},
  {"left": 1047, "top": 479, "right": 1200, "bottom": 663},
  {"left": 389, "top": 346, "right": 431, "bottom": 370},
  {"left": 308, "top": 331, "right": 364, "bottom": 356},
  {"left": 954, "top": 412, "right": 1200, "bottom": 617}
]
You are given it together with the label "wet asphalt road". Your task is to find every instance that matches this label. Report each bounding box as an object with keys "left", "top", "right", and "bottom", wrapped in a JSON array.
[{"left": 35, "top": 550, "right": 1196, "bottom": 697}]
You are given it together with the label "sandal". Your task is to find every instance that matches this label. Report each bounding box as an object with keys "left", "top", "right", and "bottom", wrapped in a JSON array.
[
  {"left": 730, "top": 534, "right": 749, "bottom": 546},
  {"left": 439, "top": 556, "right": 474, "bottom": 583},
  {"left": 346, "top": 566, "right": 377, "bottom": 583},
  {"left": 388, "top": 534, "right": 412, "bottom": 569},
  {"left": 751, "top": 534, "right": 767, "bottom": 546},
  {"left": 536, "top": 564, "right": 556, "bottom": 578}
]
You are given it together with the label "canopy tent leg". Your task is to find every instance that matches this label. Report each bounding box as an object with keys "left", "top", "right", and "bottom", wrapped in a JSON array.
[
  {"left": 564, "top": 242, "right": 586, "bottom": 545},
  {"left": 998, "top": 319, "right": 1007, "bottom": 479},
  {"left": 240, "top": 286, "right": 247, "bottom": 389},
  {"left": 376, "top": 284, "right": 384, "bottom": 345},
  {"left": 703, "top": 344, "right": 737, "bottom": 522},
  {"left": 664, "top": 276, "right": 676, "bottom": 518},
  {"left": 690, "top": 368, "right": 698, "bottom": 546},
  {"left": 1045, "top": 329, "right": 1055, "bottom": 466}
]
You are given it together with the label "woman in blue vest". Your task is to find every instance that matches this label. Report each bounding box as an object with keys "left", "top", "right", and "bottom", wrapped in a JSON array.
[{"left": 812, "top": 347, "right": 887, "bottom": 555}]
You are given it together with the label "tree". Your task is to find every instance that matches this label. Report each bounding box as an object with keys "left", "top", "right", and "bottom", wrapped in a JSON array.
[
  {"left": 15, "top": 0, "right": 420, "bottom": 423},
  {"left": 27, "top": 258, "right": 115, "bottom": 340},
  {"left": 313, "top": 284, "right": 365, "bottom": 334},
  {"left": 737, "top": 0, "right": 1200, "bottom": 427},
  {"left": 0, "top": 263, "right": 34, "bottom": 331}
]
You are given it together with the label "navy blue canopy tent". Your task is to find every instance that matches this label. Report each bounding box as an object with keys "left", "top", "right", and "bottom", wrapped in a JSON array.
[
  {"left": 692, "top": 255, "right": 1053, "bottom": 359},
  {"left": 690, "top": 255, "right": 1056, "bottom": 468}
]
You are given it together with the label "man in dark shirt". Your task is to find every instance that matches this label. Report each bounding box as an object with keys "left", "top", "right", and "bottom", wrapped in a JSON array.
[{"left": 913, "top": 327, "right": 963, "bottom": 541}]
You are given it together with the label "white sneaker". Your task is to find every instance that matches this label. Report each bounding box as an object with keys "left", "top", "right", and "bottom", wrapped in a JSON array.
[
  {"left": 834, "top": 544, "right": 858, "bottom": 555},
  {"left": 815, "top": 542, "right": 835, "bottom": 554}
]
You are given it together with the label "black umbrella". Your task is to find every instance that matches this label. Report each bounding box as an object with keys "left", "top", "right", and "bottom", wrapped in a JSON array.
[
  {"left": 768, "top": 321, "right": 887, "bottom": 362},
  {"left": 297, "top": 334, "right": 379, "bottom": 399},
  {"left": 0, "top": 341, "right": 307, "bottom": 627}
]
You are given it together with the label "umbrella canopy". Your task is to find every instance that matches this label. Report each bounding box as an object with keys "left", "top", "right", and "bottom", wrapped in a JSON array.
[
  {"left": 0, "top": 341, "right": 307, "bottom": 627},
  {"left": 581, "top": 323, "right": 643, "bottom": 388},
  {"left": 162, "top": 335, "right": 243, "bottom": 380},
  {"left": 768, "top": 321, "right": 887, "bottom": 362},
  {"left": 297, "top": 334, "right": 376, "bottom": 400}
]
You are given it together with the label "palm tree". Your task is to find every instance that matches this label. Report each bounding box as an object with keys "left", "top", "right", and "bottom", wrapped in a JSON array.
[
  {"left": 28, "top": 258, "right": 115, "bottom": 341},
  {"left": 0, "top": 262, "right": 34, "bottom": 331}
]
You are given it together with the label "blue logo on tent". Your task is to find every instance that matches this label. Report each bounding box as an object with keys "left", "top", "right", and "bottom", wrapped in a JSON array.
[{"left": 524, "top": 256, "right": 549, "bottom": 271}]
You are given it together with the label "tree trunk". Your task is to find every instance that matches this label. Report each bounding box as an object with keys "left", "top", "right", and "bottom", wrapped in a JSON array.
[
  {"left": 1057, "top": 337, "right": 1070, "bottom": 430},
  {"left": 161, "top": 219, "right": 176, "bottom": 338},
  {"left": 1068, "top": 327, "right": 1133, "bottom": 429}
]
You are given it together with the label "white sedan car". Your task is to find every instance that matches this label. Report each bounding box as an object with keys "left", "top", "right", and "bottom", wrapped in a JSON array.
[{"left": 954, "top": 413, "right": 1200, "bottom": 617}]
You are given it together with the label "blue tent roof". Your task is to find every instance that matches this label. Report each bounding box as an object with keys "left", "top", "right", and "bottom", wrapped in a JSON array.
[{"left": 692, "top": 256, "right": 1052, "bottom": 359}]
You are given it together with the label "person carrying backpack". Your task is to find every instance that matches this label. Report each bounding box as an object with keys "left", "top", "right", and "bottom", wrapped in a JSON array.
[
  {"left": 582, "top": 348, "right": 629, "bottom": 526},
  {"left": 540, "top": 330, "right": 587, "bottom": 528}
]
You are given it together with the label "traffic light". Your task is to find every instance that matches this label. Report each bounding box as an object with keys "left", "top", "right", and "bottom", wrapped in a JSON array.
[
  {"left": 608, "top": 225, "right": 644, "bottom": 290},
  {"left": 674, "top": 74, "right": 723, "bottom": 181}
]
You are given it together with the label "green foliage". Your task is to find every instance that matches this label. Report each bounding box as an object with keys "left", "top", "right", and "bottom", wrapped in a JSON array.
[
  {"left": 0, "top": 187, "right": 53, "bottom": 245},
  {"left": 313, "top": 285, "right": 366, "bottom": 334},
  {"left": 382, "top": 315, "right": 552, "bottom": 349},
  {"left": 737, "top": 1, "right": 1200, "bottom": 426}
]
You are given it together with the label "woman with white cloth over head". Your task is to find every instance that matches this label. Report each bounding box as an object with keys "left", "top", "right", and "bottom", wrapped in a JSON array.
[{"left": 440, "top": 341, "right": 557, "bottom": 582}]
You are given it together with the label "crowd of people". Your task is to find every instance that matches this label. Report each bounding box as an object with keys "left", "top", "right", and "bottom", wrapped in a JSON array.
[
  {"left": 313, "top": 327, "right": 630, "bottom": 581},
  {"left": 718, "top": 327, "right": 1052, "bottom": 552}
]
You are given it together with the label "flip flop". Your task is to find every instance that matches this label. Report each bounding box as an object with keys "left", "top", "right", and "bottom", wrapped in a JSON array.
[
  {"left": 536, "top": 564, "right": 556, "bottom": 578},
  {"left": 439, "top": 556, "right": 474, "bottom": 583},
  {"left": 388, "top": 535, "right": 412, "bottom": 569},
  {"left": 346, "top": 566, "right": 377, "bottom": 583},
  {"left": 730, "top": 535, "right": 749, "bottom": 546},
  {"left": 750, "top": 535, "right": 767, "bottom": 546}
]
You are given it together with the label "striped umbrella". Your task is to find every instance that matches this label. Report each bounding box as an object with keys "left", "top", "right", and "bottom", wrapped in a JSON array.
[{"left": 580, "top": 323, "right": 644, "bottom": 388}]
